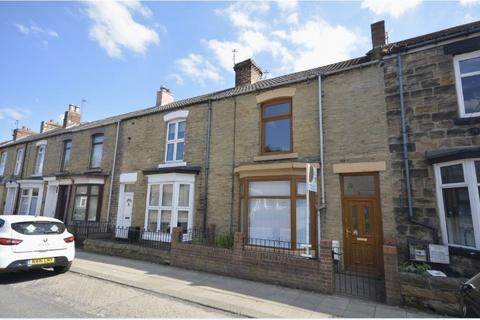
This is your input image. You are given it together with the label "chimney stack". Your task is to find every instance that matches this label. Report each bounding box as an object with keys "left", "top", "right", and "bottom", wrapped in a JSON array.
[
  {"left": 156, "top": 87, "right": 175, "bottom": 107},
  {"left": 12, "top": 126, "right": 34, "bottom": 141},
  {"left": 40, "top": 120, "right": 62, "bottom": 133},
  {"left": 234, "top": 59, "right": 263, "bottom": 87},
  {"left": 63, "top": 104, "right": 81, "bottom": 128},
  {"left": 371, "top": 20, "right": 386, "bottom": 49}
]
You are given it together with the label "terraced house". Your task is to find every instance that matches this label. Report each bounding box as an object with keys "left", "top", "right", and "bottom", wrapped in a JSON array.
[{"left": 1, "top": 20, "right": 480, "bottom": 309}]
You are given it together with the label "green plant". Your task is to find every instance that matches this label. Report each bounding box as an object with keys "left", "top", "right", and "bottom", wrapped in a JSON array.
[
  {"left": 400, "top": 261, "right": 431, "bottom": 274},
  {"left": 215, "top": 233, "right": 234, "bottom": 249}
]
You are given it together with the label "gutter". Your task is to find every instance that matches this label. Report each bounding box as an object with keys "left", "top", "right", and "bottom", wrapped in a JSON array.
[
  {"left": 203, "top": 100, "right": 213, "bottom": 231},
  {"left": 106, "top": 120, "right": 121, "bottom": 224},
  {"left": 396, "top": 52, "right": 438, "bottom": 242}
]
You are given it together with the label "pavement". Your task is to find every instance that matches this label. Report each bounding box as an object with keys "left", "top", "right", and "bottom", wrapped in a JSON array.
[{"left": 72, "top": 250, "right": 439, "bottom": 318}]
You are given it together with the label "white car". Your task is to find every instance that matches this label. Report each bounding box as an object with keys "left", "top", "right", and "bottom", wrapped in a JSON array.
[{"left": 0, "top": 215, "right": 75, "bottom": 273}]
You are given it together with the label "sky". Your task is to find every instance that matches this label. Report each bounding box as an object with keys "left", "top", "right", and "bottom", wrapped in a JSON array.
[{"left": 0, "top": 0, "right": 479, "bottom": 141}]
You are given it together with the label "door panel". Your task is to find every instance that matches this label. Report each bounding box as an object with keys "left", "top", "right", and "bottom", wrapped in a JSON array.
[{"left": 342, "top": 173, "right": 383, "bottom": 275}]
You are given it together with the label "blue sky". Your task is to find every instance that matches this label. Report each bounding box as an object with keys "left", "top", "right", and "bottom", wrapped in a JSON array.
[{"left": 0, "top": 0, "right": 479, "bottom": 141}]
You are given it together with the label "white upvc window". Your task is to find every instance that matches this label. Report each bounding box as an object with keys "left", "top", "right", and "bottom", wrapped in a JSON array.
[
  {"left": 434, "top": 159, "right": 480, "bottom": 250},
  {"left": 165, "top": 119, "right": 186, "bottom": 163},
  {"left": 18, "top": 187, "right": 41, "bottom": 216},
  {"left": 34, "top": 141, "right": 47, "bottom": 176},
  {"left": 0, "top": 151, "right": 7, "bottom": 176},
  {"left": 14, "top": 148, "right": 24, "bottom": 176},
  {"left": 145, "top": 173, "right": 195, "bottom": 241},
  {"left": 453, "top": 50, "right": 480, "bottom": 118}
]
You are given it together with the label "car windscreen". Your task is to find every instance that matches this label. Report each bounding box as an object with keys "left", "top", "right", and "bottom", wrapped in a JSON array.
[{"left": 11, "top": 221, "right": 66, "bottom": 235}]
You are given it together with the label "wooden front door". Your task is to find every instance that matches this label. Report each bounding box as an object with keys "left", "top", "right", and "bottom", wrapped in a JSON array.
[
  {"left": 341, "top": 174, "right": 383, "bottom": 274},
  {"left": 55, "top": 186, "right": 69, "bottom": 222}
]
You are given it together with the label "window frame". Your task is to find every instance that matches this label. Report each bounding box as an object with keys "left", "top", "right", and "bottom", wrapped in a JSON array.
[
  {"left": 72, "top": 184, "right": 103, "bottom": 222},
  {"left": 89, "top": 134, "right": 104, "bottom": 169},
  {"left": 453, "top": 50, "right": 480, "bottom": 118},
  {"left": 34, "top": 144, "right": 46, "bottom": 176},
  {"left": 164, "top": 119, "right": 186, "bottom": 163},
  {"left": 14, "top": 148, "right": 24, "bottom": 176},
  {"left": 260, "top": 98, "right": 293, "bottom": 155},
  {"left": 0, "top": 151, "right": 7, "bottom": 177},
  {"left": 240, "top": 175, "right": 311, "bottom": 250},
  {"left": 60, "top": 139, "right": 72, "bottom": 171},
  {"left": 434, "top": 159, "right": 480, "bottom": 250}
]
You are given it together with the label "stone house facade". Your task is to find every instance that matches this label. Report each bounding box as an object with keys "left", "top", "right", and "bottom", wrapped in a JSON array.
[{"left": 0, "top": 20, "right": 479, "bottom": 283}]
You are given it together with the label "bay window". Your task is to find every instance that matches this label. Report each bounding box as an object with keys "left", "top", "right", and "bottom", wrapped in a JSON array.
[
  {"left": 145, "top": 173, "right": 194, "bottom": 240},
  {"left": 72, "top": 185, "right": 102, "bottom": 222},
  {"left": 241, "top": 177, "right": 310, "bottom": 249},
  {"left": 18, "top": 187, "right": 40, "bottom": 215},
  {"left": 434, "top": 159, "right": 480, "bottom": 249},
  {"left": 454, "top": 50, "right": 480, "bottom": 117}
]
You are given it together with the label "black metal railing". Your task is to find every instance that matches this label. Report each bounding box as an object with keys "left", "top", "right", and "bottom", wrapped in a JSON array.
[
  {"left": 245, "top": 238, "right": 317, "bottom": 259},
  {"left": 332, "top": 245, "right": 385, "bottom": 302},
  {"left": 67, "top": 222, "right": 171, "bottom": 251},
  {"left": 183, "top": 227, "right": 234, "bottom": 249}
]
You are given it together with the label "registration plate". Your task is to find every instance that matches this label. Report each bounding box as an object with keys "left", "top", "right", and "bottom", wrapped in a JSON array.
[{"left": 29, "top": 257, "right": 54, "bottom": 265}]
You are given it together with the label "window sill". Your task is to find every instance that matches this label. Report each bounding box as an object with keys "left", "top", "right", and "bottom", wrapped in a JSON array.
[
  {"left": 158, "top": 161, "right": 187, "bottom": 168},
  {"left": 453, "top": 116, "right": 480, "bottom": 125},
  {"left": 254, "top": 153, "right": 298, "bottom": 162}
]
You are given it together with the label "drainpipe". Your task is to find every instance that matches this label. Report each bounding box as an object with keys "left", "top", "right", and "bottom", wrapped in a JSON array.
[
  {"left": 229, "top": 97, "right": 237, "bottom": 233},
  {"left": 106, "top": 120, "right": 121, "bottom": 224},
  {"left": 203, "top": 100, "right": 213, "bottom": 231},
  {"left": 317, "top": 75, "right": 326, "bottom": 259},
  {"left": 396, "top": 52, "right": 438, "bottom": 242}
]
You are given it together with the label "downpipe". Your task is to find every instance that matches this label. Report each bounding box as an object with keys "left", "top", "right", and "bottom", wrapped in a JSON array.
[
  {"left": 203, "top": 100, "right": 213, "bottom": 231},
  {"left": 317, "top": 75, "right": 326, "bottom": 260}
]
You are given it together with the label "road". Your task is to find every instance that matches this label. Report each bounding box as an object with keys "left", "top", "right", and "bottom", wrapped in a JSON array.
[{"left": 0, "top": 269, "right": 234, "bottom": 318}]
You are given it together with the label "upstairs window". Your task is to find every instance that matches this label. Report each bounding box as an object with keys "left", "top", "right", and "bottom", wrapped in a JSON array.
[
  {"left": 34, "top": 145, "right": 46, "bottom": 176},
  {"left": 434, "top": 159, "right": 480, "bottom": 249},
  {"left": 0, "top": 151, "right": 7, "bottom": 176},
  {"left": 165, "top": 120, "right": 186, "bottom": 162},
  {"left": 61, "top": 140, "right": 72, "bottom": 171},
  {"left": 261, "top": 99, "right": 292, "bottom": 154},
  {"left": 454, "top": 50, "right": 480, "bottom": 117},
  {"left": 90, "top": 134, "right": 104, "bottom": 168},
  {"left": 14, "top": 148, "right": 23, "bottom": 176}
]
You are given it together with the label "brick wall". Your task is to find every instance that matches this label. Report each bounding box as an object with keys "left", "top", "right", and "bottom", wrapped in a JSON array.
[{"left": 170, "top": 227, "right": 334, "bottom": 294}]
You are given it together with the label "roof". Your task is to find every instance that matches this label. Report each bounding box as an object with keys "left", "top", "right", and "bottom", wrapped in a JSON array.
[
  {"left": 2, "top": 20, "right": 480, "bottom": 148},
  {"left": 384, "top": 20, "right": 480, "bottom": 53}
]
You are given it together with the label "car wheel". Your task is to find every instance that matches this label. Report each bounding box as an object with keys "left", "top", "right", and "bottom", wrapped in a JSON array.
[{"left": 53, "top": 262, "right": 72, "bottom": 274}]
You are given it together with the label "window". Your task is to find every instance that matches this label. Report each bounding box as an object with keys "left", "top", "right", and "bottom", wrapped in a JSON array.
[
  {"left": 261, "top": 99, "right": 292, "bottom": 154},
  {"left": 34, "top": 145, "right": 46, "bottom": 176},
  {"left": 242, "top": 177, "right": 309, "bottom": 249},
  {"left": 61, "top": 140, "right": 72, "bottom": 171},
  {"left": 145, "top": 176, "right": 194, "bottom": 238},
  {"left": 14, "top": 148, "right": 23, "bottom": 176},
  {"left": 18, "top": 187, "right": 40, "bottom": 215},
  {"left": 72, "top": 185, "right": 102, "bottom": 222},
  {"left": 454, "top": 50, "right": 480, "bottom": 117},
  {"left": 90, "top": 134, "right": 104, "bottom": 168},
  {"left": 434, "top": 159, "right": 480, "bottom": 249},
  {"left": 165, "top": 120, "right": 186, "bottom": 162},
  {"left": 0, "top": 151, "right": 7, "bottom": 176}
]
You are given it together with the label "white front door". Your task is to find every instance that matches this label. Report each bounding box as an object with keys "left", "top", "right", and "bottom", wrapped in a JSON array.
[
  {"left": 43, "top": 185, "right": 58, "bottom": 217},
  {"left": 4, "top": 186, "right": 18, "bottom": 215},
  {"left": 116, "top": 184, "right": 134, "bottom": 238}
]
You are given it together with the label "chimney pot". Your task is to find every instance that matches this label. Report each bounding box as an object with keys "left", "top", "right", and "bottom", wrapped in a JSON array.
[
  {"left": 156, "top": 86, "right": 175, "bottom": 107},
  {"left": 63, "top": 104, "right": 81, "bottom": 128},
  {"left": 371, "top": 20, "right": 386, "bottom": 49},
  {"left": 234, "top": 58, "right": 263, "bottom": 87}
]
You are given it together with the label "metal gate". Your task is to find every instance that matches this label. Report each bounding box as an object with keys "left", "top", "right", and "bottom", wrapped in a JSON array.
[{"left": 333, "top": 244, "right": 385, "bottom": 302}]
